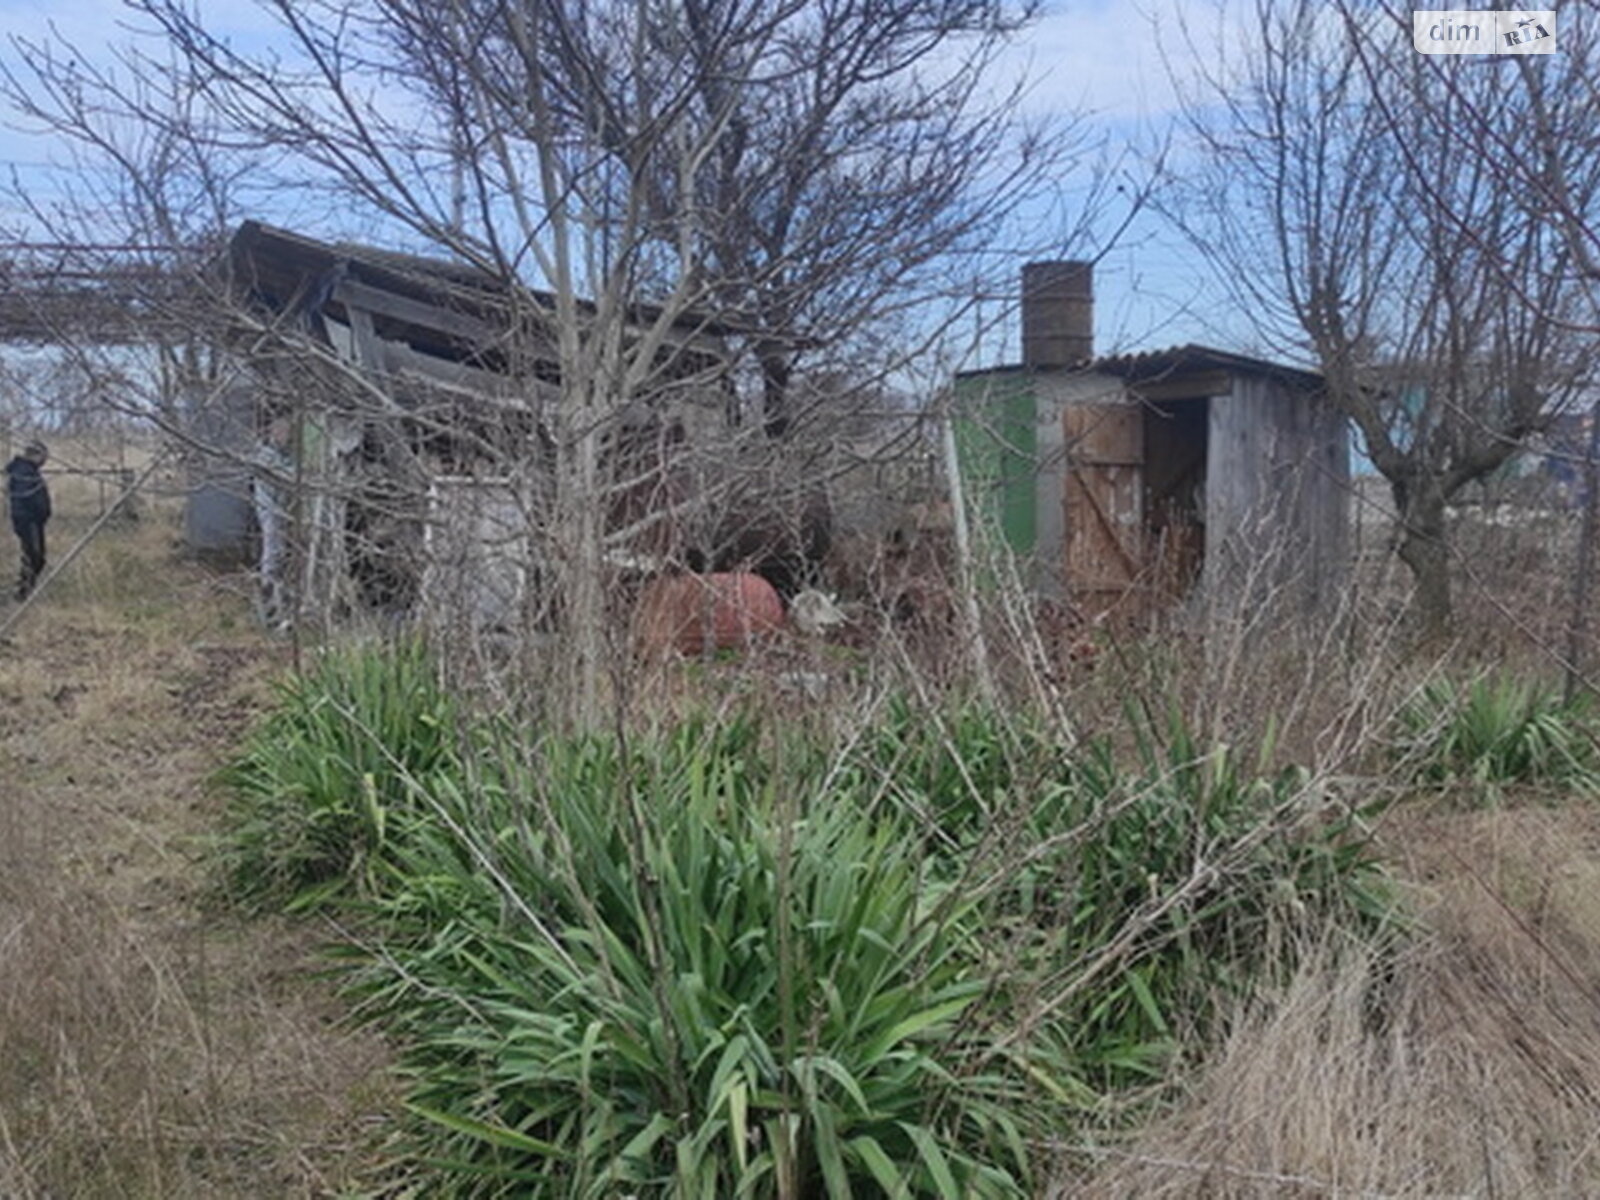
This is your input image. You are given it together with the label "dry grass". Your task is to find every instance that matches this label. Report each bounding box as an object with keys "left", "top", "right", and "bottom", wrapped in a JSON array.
[
  {"left": 1058, "top": 801, "right": 1600, "bottom": 1199},
  {"left": 0, "top": 442, "right": 397, "bottom": 1198},
  {"left": 1022, "top": 502, "right": 1600, "bottom": 1198},
  {"left": 8, "top": 436, "right": 1600, "bottom": 1196},
  {"left": 0, "top": 814, "right": 395, "bottom": 1197}
]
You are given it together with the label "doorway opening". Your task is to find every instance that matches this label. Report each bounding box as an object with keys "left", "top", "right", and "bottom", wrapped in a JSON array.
[{"left": 1141, "top": 396, "right": 1208, "bottom": 604}]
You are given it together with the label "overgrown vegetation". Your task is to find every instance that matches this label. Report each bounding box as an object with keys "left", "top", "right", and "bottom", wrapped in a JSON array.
[
  {"left": 16, "top": 481, "right": 1600, "bottom": 1197},
  {"left": 1394, "top": 673, "right": 1600, "bottom": 801},
  {"left": 15, "top": 444, "right": 1600, "bottom": 1199},
  {"left": 216, "top": 639, "right": 467, "bottom": 912},
  {"left": 220, "top": 644, "right": 1391, "bottom": 1195}
]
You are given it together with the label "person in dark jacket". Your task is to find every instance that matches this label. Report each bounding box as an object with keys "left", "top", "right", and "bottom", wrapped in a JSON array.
[{"left": 6, "top": 440, "right": 51, "bottom": 600}]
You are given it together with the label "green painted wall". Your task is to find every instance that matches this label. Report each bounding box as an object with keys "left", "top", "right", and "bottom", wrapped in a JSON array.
[{"left": 952, "top": 373, "right": 1037, "bottom": 556}]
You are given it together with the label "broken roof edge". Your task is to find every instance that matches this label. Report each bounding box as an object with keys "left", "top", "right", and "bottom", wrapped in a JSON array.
[
  {"left": 956, "top": 343, "right": 1324, "bottom": 391},
  {"left": 225, "top": 219, "right": 740, "bottom": 343},
  {"left": 228, "top": 219, "right": 503, "bottom": 307}
]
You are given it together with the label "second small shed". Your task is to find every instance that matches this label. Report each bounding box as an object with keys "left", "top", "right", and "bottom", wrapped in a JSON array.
[{"left": 956, "top": 262, "right": 1349, "bottom": 622}]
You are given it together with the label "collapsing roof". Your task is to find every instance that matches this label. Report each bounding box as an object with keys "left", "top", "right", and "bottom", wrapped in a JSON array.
[
  {"left": 225, "top": 220, "right": 729, "bottom": 383},
  {"left": 227, "top": 219, "right": 522, "bottom": 368},
  {"left": 194, "top": 221, "right": 741, "bottom": 625}
]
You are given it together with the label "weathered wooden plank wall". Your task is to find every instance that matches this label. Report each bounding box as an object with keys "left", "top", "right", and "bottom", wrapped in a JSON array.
[
  {"left": 1206, "top": 375, "right": 1348, "bottom": 612},
  {"left": 1063, "top": 401, "right": 1146, "bottom": 621}
]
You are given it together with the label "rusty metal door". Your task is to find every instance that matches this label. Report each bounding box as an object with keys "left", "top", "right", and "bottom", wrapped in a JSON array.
[{"left": 1063, "top": 403, "right": 1145, "bottom": 622}]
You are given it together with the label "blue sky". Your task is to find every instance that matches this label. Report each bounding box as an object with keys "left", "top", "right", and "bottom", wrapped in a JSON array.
[{"left": 0, "top": 0, "right": 1252, "bottom": 364}]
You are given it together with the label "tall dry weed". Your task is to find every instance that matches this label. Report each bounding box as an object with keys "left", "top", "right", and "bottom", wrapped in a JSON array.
[
  {"left": 1058, "top": 805, "right": 1600, "bottom": 1198},
  {"left": 0, "top": 474, "right": 396, "bottom": 1198}
]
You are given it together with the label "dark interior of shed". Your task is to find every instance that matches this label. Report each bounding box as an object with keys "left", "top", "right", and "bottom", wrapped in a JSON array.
[{"left": 1141, "top": 396, "right": 1208, "bottom": 601}]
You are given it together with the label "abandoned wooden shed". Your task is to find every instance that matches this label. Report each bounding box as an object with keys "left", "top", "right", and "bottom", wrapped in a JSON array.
[
  {"left": 214, "top": 219, "right": 728, "bottom": 447},
  {"left": 955, "top": 261, "right": 1350, "bottom": 622},
  {"left": 184, "top": 220, "right": 731, "bottom": 628}
]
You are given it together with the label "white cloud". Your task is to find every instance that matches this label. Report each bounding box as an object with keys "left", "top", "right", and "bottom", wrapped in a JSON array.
[{"left": 1001, "top": 0, "right": 1238, "bottom": 123}]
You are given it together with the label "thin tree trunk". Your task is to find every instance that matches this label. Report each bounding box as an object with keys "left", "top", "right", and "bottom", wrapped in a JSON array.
[
  {"left": 1396, "top": 489, "right": 1452, "bottom": 640},
  {"left": 556, "top": 410, "right": 607, "bottom": 729},
  {"left": 760, "top": 346, "right": 791, "bottom": 440},
  {"left": 940, "top": 413, "right": 995, "bottom": 702},
  {"left": 1564, "top": 402, "right": 1600, "bottom": 703}
]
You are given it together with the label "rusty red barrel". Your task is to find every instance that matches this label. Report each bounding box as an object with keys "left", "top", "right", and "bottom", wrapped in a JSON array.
[{"left": 636, "top": 572, "right": 786, "bottom": 655}]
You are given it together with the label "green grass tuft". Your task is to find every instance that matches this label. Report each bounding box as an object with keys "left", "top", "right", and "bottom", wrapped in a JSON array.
[
  {"left": 215, "top": 638, "right": 466, "bottom": 911},
  {"left": 1395, "top": 673, "right": 1600, "bottom": 802},
  {"left": 218, "top": 648, "right": 1392, "bottom": 1195}
]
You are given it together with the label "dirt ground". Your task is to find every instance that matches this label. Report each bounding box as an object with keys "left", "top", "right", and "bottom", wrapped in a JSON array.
[{"left": 0, "top": 462, "right": 396, "bottom": 1198}]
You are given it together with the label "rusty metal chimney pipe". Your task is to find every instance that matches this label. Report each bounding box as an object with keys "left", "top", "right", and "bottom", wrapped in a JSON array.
[{"left": 1021, "top": 260, "right": 1093, "bottom": 369}]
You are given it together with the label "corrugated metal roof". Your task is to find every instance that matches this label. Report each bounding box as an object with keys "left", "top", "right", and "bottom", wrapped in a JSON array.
[
  {"left": 1089, "top": 344, "right": 1322, "bottom": 388},
  {"left": 957, "top": 343, "right": 1324, "bottom": 389}
]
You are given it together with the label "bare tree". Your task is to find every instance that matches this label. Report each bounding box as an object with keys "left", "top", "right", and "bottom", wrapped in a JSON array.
[
  {"left": 1172, "top": 0, "right": 1596, "bottom": 635},
  {"left": 1340, "top": 3, "right": 1600, "bottom": 323},
  {"left": 2, "top": 0, "right": 1103, "bottom": 722},
  {"left": 660, "top": 0, "right": 1071, "bottom": 438}
]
